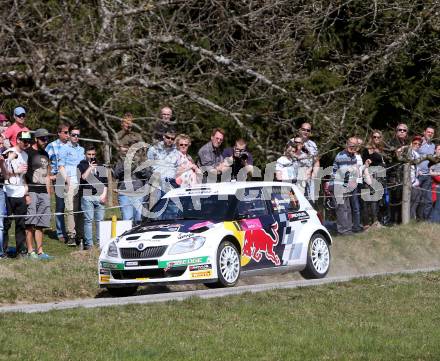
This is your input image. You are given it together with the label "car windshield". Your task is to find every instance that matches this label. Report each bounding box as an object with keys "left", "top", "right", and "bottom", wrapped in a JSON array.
[{"left": 149, "top": 195, "right": 235, "bottom": 221}]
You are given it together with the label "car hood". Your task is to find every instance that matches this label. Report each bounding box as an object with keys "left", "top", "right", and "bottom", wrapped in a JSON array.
[{"left": 116, "top": 219, "right": 218, "bottom": 247}]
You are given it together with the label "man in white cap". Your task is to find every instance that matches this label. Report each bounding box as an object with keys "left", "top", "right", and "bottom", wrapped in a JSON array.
[{"left": 3, "top": 106, "right": 29, "bottom": 147}]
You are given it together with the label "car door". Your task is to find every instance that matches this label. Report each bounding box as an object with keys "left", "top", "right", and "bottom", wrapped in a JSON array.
[
  {"left": 236, "top": 187, "right": 284, "bottom": 270},
  {"left": 267, "top": 185, "right": 309, "bottom": 266}
]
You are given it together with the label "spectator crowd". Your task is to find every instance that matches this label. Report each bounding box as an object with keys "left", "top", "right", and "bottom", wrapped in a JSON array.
[{"left": 0, "top": 105, "right": 439, "bottom": 259}]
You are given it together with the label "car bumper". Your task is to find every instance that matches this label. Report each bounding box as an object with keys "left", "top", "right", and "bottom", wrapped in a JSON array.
[{"left": 98, "top": 254, "right": 217, "bottom": 286}]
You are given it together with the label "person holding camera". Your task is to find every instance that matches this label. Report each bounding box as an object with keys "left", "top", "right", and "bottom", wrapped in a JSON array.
[
  {"left": 222, "top": 138, "right": 254, "bottom": 181},
  {"left": 78, "top": 145, "right": 108, "bottom": 250}
]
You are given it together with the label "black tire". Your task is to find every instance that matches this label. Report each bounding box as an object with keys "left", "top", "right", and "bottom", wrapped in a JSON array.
[
  {"left": 300, "top": 233, "right": 331, "bottom": 279},
  {"left": 204, "top": 240, "right": 241, "bottom": 288},
  {"left": 106, "top": 286, "right": 138, "bottom": 297}
]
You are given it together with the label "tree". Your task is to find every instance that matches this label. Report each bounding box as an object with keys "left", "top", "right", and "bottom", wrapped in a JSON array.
[{"left": 1, "top": 0, "right": 439, "bottom": 166}]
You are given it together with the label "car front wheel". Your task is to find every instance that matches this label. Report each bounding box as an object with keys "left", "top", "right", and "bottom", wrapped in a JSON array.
[
  {"left": 300, "top": 233, "right": 330, "bottom": 279},
  {"left": 205, "top": 240, "right": 241, "bottom": 288}
]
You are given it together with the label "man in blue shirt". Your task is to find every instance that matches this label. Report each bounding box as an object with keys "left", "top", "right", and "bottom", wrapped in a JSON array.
[
  {"left": 332, "top": 137, "right": 360, "bottom": 235},
  {"left": 45, "top": 123, "right": 70, "bottom": 242},
  {"left": 147, "top": 128, "right": 179, "bottom": 208},
  {"left": 417, "top": 126, "right": 435, "bottom": 220},
  {"left": 58, "top": 125, "right": 85, "bottom": 246}
]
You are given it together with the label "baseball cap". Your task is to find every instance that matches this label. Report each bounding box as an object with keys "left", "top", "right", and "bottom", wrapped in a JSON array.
[
  {"left": 14, "top": 107, "right": 26, "bottom": 117},
  {"left": 17, "top": 131, "right": 33, "bottom": 141},
  {"left": 34, "top": 128, "right": 50, "bottom": 138},
  {"left": 0, "top": 113, "right": 7, "bottom": 122}
]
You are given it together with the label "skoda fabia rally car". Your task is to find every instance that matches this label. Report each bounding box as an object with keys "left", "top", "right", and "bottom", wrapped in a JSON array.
[{"left": 99, "top": 182, "right": 332, "bottom": 296}]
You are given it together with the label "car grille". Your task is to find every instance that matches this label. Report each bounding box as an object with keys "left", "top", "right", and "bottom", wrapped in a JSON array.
[
  {"left": 120, "top": 246, "right": 167, "bottom": 259},
  {"left": 111, "top": 267, "right": 186, "bottom": 280}
]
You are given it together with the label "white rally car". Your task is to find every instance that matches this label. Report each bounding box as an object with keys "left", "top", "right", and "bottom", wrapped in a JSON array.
[{"left": 99, "top": 182, "right": 332, "bottom": 296}]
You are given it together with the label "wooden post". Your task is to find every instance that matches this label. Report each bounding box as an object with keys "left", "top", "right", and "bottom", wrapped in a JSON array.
[{"left": 401, "top": 162, "right": 411, "bottom": 224}]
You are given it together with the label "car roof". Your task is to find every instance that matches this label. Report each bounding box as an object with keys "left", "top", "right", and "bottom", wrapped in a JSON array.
[{"left": 164, "top": 181, "right": 300, "bottom": 198}]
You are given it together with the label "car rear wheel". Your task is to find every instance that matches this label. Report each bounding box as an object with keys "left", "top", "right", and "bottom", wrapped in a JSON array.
[
  {"left": 106, "top": 286, "right": 138, "bottom": 297},
  {"left": 205, "top": 240, "right": 241, "bottom": 288},
  {"left": 300, "top": 233, "right": 330, "bottom": 279}
]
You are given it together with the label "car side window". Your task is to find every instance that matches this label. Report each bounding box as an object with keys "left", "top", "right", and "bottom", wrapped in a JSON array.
[
  {"left": 270, "top": 186, "right": 300, "bottom": 213},
  {"left": 236, "top": 188, "right": 268, "bottom": 218}
]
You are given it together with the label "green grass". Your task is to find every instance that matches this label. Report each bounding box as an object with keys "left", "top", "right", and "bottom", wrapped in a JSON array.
[
  {"left": 1, "top": 271, "right": 440, "bottom": 360},
  {"left": 1, "top": 222, "right": 440, "bottom": 305}
]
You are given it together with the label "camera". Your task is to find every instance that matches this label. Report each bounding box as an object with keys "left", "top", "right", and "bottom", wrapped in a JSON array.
[
  {"left": 238, "top": 151, "right": 248, "bottom": 162},
  {"left": 90, "top": 157, "right": 97, "bottom": 163}
]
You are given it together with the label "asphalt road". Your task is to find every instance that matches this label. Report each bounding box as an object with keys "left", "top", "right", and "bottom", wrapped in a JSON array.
[{"left": 1, "top": 266, "right": 439, "bottom": 314}]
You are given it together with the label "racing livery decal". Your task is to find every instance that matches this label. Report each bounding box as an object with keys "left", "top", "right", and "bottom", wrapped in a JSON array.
[
  {"left": 241, "top": 219, "right": 281, "bottom": 266},
  {"left": 190, "top": 270, "right": 213, "bottom": 279},
  {"left": 158, "top": 256, "right": 209, "bottom": 270},
  {"left": 288, "top": 211, "right": 310, "bottom": 221}
]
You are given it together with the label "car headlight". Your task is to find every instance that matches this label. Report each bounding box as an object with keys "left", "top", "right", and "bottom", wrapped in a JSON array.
[
  {"left": 107, "top": 241, "right": 119, "bottom": 258},
  {"left": 168, "top": 236, "right": 206, "bottom": 255}
]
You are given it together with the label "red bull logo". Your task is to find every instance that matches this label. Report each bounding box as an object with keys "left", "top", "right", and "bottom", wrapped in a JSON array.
[{"left": 242, "top": 222, "right": 281, "bottom": 266}]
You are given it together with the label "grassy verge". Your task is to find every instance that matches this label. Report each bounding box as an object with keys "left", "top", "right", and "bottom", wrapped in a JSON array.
[
  {"left": 1, "top": 271, "right": 440, "bottom": 361},
  {"left": 1, "top": 222, "right": 440, "bottom": 305}
]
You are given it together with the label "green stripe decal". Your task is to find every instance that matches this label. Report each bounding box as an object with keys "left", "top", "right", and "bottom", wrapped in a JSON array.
[
  {"left": 100, "top": 262, "right": 124, "bottom": 270},
  {"left": 159, "top": 256, "right": 209, "bottom": 269}
]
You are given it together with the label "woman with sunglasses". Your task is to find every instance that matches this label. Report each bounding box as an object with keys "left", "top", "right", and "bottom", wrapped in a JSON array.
[
  {"left": 175, "top": 134, "right": 201, "bottom": 187},
  {"left": 362, "top": 130, "right": 386, "bottom": 227}
]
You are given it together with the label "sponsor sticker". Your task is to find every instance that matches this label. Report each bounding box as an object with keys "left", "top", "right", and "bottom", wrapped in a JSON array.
[
  {"left": 288, "top": 211, "right": 310, "bottom": 221},
  {"left": 141, "top": 224, "right": 182, "bottom": 232},
  {"left": 190, "top": 270, "right": 213, "bottom": 279},
  {"left": 100, "top": 275, "right": 110, "bottom": 283},
  {"left": 189, "top": 264, "right": 212, "bottom": 271},
  {"left": 99, "top": 269, "right": 110, "bottom": 275},
  {"left": 135, "top": 278, "right": 149, "bottom": 282},
  {"left": 100, "top": 262, "right": 124, "bottom": 270},
  {"left": 159, "top": 256, "right": 209, "bottom": 269},
  {"left": 125, "top": 261, "right": 139, "bottom": 267}
]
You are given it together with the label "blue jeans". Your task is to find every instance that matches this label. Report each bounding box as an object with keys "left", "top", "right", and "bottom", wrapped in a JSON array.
[
  {"left": 118, "top": 194, "right": 144, "bottom": 223},
  {"left": 350, "top": 185, "right": 362, "bottom": 231},
  {"left": 81, "top": 196, "right": 105, "bottom": 247},
  {"left": 0, "top": 190, "right": 6, "bottom": 256},
  {"left": 417, "top": 175, "right": 432, "bottom": 220},
  {"left": 55, "top": 191, "right": 67, "bottom": 239}
]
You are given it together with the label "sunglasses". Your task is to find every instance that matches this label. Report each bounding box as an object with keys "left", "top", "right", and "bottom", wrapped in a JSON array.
[
  {"left": 397, "top": 129, "right": 408, "bottom": 132},
  {"left": 412, "top": 142, "right": 421, "bottom": 145},
  {"left": 37, "top": 136, "right": 49, "bottom": 142},
  {"left": 16, "top": 114, "right": 26, "bottom": 118},
  {"left": 179, "top": 143, "right": 189, "bottom": 147},
  {"left": 70, "top": 133, "right": 80, "bottom": 137},
  {"left": 164, "top": 135, "right": 175, "bottom": 141},
  {"left": 60, "top": 131, "right": 69, "bottom": 134},
  {"left": 300, "top": 128, "right": 311, "bottom": 132}
]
